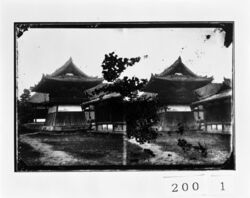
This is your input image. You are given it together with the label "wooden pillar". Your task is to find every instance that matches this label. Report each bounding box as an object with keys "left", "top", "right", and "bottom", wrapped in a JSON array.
[
  {"left": 34, "top": 107, "right": 36, "bottom": 123},
  {"left": 122, "top": 101, "right": 127, "bottom": 165},
  {"left": 122, "top": 131, "right": 127, "bottom": 166},
  {"left": 52, "top": 105, "right": 58, "bottom": 128}
]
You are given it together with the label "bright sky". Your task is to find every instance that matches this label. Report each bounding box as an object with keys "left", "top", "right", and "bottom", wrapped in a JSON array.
[{"left": 17, "top": 28, "right": 232, "bottom": 96}]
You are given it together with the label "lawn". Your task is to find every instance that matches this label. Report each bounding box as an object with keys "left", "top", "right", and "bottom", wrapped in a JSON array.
[
  {"left": 18, "top": 131, "right": 232, "bottom": 169},
  {"left": 150, "top": 131, "right": 232, "bottom": 165},
  {"left": 18, "top": 132, "right": 152, "bottom": 167}
]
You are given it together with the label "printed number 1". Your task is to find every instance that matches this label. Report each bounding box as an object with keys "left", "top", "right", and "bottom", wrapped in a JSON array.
[{"left": 221, "top": 182, "right": 225, "bottom": 191}]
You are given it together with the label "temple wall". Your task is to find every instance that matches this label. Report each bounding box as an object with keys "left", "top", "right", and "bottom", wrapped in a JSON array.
[
  {"left": 95, "top": 102, "right": 124, "bottom": 123},
  {"left": 43, "top": 105, "right": 88, "bottom": 131},
  {"left": 156, "top": 111, "right": 197, "bottom": 132},
  {"left": 199, "top": 99, "right": 232, "bottom": 134},
  {"left": 205, "top": 101, "right": 231, "bottom": 122},
  {"left": 45, "top": 112, "right": 87, "bottom": 126},
  {"left": 93, "top": 100, "right": 126, "bottom": 133}
]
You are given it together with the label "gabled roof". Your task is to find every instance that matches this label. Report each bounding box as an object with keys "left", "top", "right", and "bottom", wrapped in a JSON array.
[
  {"left": 142, "top": 57, "right": 213, "bottom": 104},
  {"left": 82, "top": 83, "right": 125, "bottom": 106},
  {"left": 192, "top": 89, "right": 232, "bottom": 105},
  {"left": 194, "top": 78, "right": 232, "bottom": 100},
  {"left": 158, "top": 56, "right": 198, "bottom": 77},
  {"left": 194, "top": 83, "right": 222, "bottom": 100},
  {"left": 82, "top": 92, "right": 122, "bottom": 106},
  {"left": 83, "top": 83, "right": 122, "bottom": 104},
  {"left": 143, "top": 57, "right": 213, "bottom": 92},
  {"left": 84, "top": 83, "right": 109, "bottom": 98},
  {"left": 32, "top": 58, "right": 103, "bottom": 93},
  {"left": 50, "top": 57, "right": 90, "bottom": 78},
  {"left": 192, "top": 78, "right": 232, "bottom": 106}
]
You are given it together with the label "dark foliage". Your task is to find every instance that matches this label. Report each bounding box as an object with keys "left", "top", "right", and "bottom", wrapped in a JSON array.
[
  {"left": 177, "top": 138, "right": 192, "bottom": 152},
  {"left": 195, "top": 142, "right": 208, "bottom": 158},
  {"left": 97, "top": 52, "right": 159, "bottom": 143},
  {"left": 17, "top": 89, "right": 35, "bottom": 124},
  {"left": 177, "top": 122, "right": 184, "bottom": 135},
  {"left": 125, "top": 99, "right": 159, "bottom": 144},
  {"left": 89, "top": 76, "right": 148, "bottom": 100},
  {"left": 101, "top": 52, "right": 141, "bottom": 82},
  {"left": 177, "top": 138, "right": 208, "bottom": 158},
  {"left": 143, "top": 149, "right": 155, "bottom": 157}
]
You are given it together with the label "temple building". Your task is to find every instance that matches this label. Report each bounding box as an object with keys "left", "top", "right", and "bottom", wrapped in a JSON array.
[
  {"left": 82, "top": 84, "right": 126, "bottom": 134},
  {"left": 28, "top": 92, "right": 49, "bottom": 123},
  {"left": 191, "top": 78, "right": 232, "bottom": 133},
  {"left": 143, "top": 57, "right": 213, "bottom": 131},
  {"left": 31, "top": 58, "right": 103, "bottom": 131}
]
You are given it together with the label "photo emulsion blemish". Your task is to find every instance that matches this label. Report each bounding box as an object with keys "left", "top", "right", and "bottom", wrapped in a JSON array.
[{"left": 15, "top": 22, "right": 234, "bottom": 171}]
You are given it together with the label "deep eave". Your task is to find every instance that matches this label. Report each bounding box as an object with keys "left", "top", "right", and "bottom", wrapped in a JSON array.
[
  {"left": 192, "top": 89, "right": 232, "bottom": 106},
  {"left": 143, "top": 56, "right": 213, "bottom": 94},
  {"left": 194, "top": 83, "right": 222, "bottom": 100},
  {"left": 143, "top": 75, "right": 213, "bottom": 93},
  {"left": 32, "top": 58, "right": 103, "bottom": 93},
  {"left": 82, "top": 92, "right": 122, "bottom": 106},
  {"left": 32, "top": 75, "right": 103, "bottom": 93},
  {"left": 154, "top": 75, "right": 213, "bottom": 82}
]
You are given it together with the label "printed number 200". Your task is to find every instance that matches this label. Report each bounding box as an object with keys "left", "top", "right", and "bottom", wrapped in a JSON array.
[{"left": 172, "top": 182, "right": 199, "bottom": 192}]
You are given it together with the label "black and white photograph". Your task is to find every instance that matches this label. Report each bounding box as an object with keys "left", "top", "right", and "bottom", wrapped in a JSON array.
[
  {"left": 2, "top": 0, "right": 250, "bottom": 197},
  {"left": 15, "top": 22, "right": 234, "bottom": 171}
]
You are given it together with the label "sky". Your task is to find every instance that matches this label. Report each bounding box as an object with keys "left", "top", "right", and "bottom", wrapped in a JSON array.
[{"left": 17, "top": 27, "right": 233, "bottom": 96}]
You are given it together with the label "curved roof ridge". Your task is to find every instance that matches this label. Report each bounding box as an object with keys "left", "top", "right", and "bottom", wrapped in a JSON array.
[
  {"left": 50, "top": 58, "right": 91, "bottom": 78},
  {"left": 158, "top": 56, "right": 198, "bottom": 78},
  {"left": 32, "top": 58, "right": 104, "bottom": 93}
]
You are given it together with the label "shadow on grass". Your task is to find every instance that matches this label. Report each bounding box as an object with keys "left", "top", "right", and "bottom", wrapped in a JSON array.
[
  {"left": 16, "top": 131, "right": 234, "bottom": 171},
  {"left": 18, "top": 141, "right": 44, "bottom": 170}
]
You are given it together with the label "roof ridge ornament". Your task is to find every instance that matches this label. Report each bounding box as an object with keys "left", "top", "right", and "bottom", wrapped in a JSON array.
[
  {"left": 158, "top": 56, "right": 198, "bottom": 77},
  {"left": 32, "top": 58, "right": 103, "bottom": 93},
  {"left": 50, "top": 58, "right": 91, "bottom": 78}
]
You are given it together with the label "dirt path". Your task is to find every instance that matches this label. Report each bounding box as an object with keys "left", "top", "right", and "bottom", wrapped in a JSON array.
[
  {"left": 128, "top": 138, "right": 186, "bottom": 165},
  {"left": 128, "top": 138, "right": 231, "bottom": 165},
  {"left": 20, "top": 135, "right": 79, "bottom": 166}
]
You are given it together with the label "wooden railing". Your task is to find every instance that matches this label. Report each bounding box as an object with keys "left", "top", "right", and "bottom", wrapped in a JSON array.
[
  {"left": 199, "top": 121, "right": 232, "bottom": 133},
  {"left": 88, "top": 121, "right": 126, "bottom": 133}
]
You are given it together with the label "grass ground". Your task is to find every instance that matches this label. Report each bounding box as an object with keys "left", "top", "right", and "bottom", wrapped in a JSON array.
[
  {"left": 18, "top": 132, "right": 152, "bottom": 167},
  {"left": 18, "top": 131, "right": 232, "bottom": 168},
  {"left": 18, "top": 141, "right": 43, "bottom": 166},
  {"left": 151, "top": 131, "right": 232, "bottom": 165}
]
